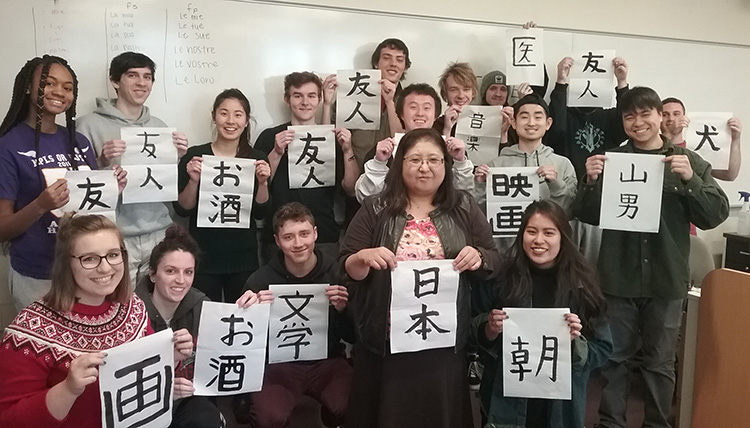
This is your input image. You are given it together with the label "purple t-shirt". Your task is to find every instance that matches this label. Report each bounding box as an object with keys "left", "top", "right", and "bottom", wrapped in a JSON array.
[{"left": 0, "top": 123, "right": 96, "bottom": 279}]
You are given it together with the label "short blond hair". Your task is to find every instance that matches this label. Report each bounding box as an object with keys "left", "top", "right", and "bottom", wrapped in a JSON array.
[{"left": 438, "top": 62, "right": 478, "bottom": 103}]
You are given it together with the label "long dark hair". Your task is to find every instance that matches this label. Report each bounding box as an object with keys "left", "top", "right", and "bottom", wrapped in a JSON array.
[
  {"left": 211, "top": 88, "right": 254, "bottom": 158},
  {"left": 0, "top": 55, "right": 89, "bottom": 184},
  {"left": 380, "top": 128, "right": 461, "bottom": 217},
  {"left": 145, "top": 225, "right": 200, "bottom": 293},
  {"left": 498, "top": 200, "right": 606, "bottom": 330}
]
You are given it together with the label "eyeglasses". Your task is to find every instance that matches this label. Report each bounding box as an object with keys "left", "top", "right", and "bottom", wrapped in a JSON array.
[
  {"left": 403, "top": 156, "right": 444, "bottom": 168},
  {"left": 71, "top": 249, "right": 126, "bottom": 270}
]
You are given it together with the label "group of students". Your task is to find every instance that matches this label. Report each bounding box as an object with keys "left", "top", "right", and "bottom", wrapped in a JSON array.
[{"left": 0, "top": 29, "right": 741, "bottom": 428}]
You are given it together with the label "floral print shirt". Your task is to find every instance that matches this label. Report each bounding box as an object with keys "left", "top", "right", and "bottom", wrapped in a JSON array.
[{"left": 396, "top": 217, "right": 445, "bottom": 261}]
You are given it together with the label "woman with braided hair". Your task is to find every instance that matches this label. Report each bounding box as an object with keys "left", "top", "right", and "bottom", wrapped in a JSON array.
[{"left": 0, "top": 55, "right": 124, "bottom": 310}]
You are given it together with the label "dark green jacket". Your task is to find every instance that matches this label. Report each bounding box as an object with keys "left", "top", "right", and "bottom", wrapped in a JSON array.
[{"left": 574, "top": 137, "right": 729, "bottom": 299}]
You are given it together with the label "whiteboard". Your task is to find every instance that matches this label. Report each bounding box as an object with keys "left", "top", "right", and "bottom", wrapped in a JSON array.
[{"left": 0, "top": 0, "right": 748, "bottom": 200}]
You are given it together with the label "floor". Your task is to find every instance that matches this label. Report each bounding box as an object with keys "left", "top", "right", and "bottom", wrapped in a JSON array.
[{"left": 218, "top": 370, "right": 653, "bottom": 428}]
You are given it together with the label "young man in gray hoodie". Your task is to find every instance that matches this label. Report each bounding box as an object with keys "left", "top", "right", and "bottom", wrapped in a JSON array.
[
  {"left": 77, "top": 52, "right": 188, "bottom": 286},
  {"left": 473, "top": 94, "right": 577, "bottom": 251}
]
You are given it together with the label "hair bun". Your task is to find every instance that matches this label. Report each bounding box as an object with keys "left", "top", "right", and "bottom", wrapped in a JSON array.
[{"left": 164, "top": 224, "right": 190, "bottom": 241}]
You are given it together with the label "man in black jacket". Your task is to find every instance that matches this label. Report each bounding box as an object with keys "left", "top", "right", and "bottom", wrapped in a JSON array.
[{"left": 236, "top": 202, "right": 354, "bottom": 428}]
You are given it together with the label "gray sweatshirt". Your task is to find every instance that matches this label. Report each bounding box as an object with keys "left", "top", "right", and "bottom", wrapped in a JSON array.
[
  {"left": 77, "top": 98, "right": 173, "bottom": 237},
  {"left": 472, "top": 143, "right": 578, "bottom": 216}
]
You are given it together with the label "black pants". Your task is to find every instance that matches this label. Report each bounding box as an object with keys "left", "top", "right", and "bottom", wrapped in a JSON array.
[{"left": 194, "top": 271, "right": 253, "bottom": 303}]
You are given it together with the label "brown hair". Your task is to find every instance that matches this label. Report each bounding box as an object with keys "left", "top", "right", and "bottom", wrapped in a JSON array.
[
  {"left": 44, "top": 214, "right": 131, "bottom": 312},
  {"left": 370, "top": 38, "right": 411, "bottom": 80},
  {"left": 145, "top": 225, "right": 201, "bottom": 293},
  {"left": 438, "top": 62, "right": 478, "bottom": 103},
  {"left": 272, "top": 202, "right": 316, "bottom": 234},
  {"left": 283, "top": 72, "right": 323, "bottom": 99}
]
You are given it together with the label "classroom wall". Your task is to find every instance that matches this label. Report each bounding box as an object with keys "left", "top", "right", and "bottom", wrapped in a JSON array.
[
  {"left": 286, "top": 0, "right": 750, "bottom": 46},
  {"left": 0, "top": 0, "right": 748, "bottom": 329}
]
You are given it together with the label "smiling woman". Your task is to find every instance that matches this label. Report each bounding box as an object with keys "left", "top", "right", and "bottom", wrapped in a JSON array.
[
  {"left": 472, "top": 200, "right": 612, "bottom": 427},
  {"left": 175, "top": 88, "right": 272, "bottom": 304},
  {"left": 0, "top": 214, "right": 151, "bottom": 427},
  {"left": 0, "top": 55, "right": 99, "bottom": 310},
  {"left": 135, "top": 224, "right": 225, "bottom": 428},
  {"left": 341, "top": 128, "right": 502, "bottom": 428}
]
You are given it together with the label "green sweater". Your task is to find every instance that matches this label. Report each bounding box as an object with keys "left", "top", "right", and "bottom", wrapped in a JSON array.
[{"left": 574, "top": 137, "right": 729, "bottom": 300}]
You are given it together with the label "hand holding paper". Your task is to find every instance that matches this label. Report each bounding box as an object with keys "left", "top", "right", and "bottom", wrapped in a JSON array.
[
  {"left": 186, "top": 156, "right": 203, "bottom": 183},
  {"left": 585, "top": 154, "right": 607, "bottom": 183},
  {"left": 326, "top": 285, "right": 349, "bottom": 312},
  {"left": 274, "top": 130, "right": 295, "bottom": 156},
  {"left": 557, "top": 57, "right": 574, "bottom": 84},
  {"left": 36, "top": 179, "right": 70, "bottom": 211},
  {"left": 474, "top": 164, "right": 490, "bottom": 182},
  {"left": 173, "top": 328, "right": 194, "bottom": 363},
  {"left": 113, "top": 165, "right": 127, "bottom": 193},
  {"left": 446, "top": 137, "right": 466, "bottom": 162},
  {"left": 323, "top": 74, "right": 337, "bottom": 106},
  {"left": 565, "top": 313, "right": 582, "bottom": 340},
  {"left": 255, "top": 160, "right": 271, "bottom": 184},
  {"left": 613, "top": 57, "right": 628, "bottom": 86},
  {"left": 375, "top": 138, "right": 396, "bottom": 162},
  {"left": 453, "top": 245, "right": 482, "bottom": 272},
  {"left": 100, "top": 139, "right": 126, "bottom": 163},
  {"left": 173, "top": 377, "right": 196, "bottom": 399},
  {"left": 172, "top": 131, "right": 189, "bottom": 158},
  {"left": 235, "top": 289, "right": 274, "bottom": 308},
  {"left": 66, "top": 351, "right": 106, "bottom": 396},
  {"left": 485, "top": 309, "right": 508, "bottom": 341}
]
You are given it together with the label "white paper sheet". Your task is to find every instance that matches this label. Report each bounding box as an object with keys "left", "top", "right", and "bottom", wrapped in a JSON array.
[
  {"left": 288, "top": 125, "right": 336, "bottom": 189},
  {"left": 336, "top": 69, "right": 382, "bottom": 130},
  {"left": 502, "top": 308, "right": 571, "bottom": 399},
  {"left": 568, "top": 78, "right": 615, "bottom": 108},
  {"left": 456, "top": 133, "right": 501, "bottom": 165},
  {"left": 62, "top": 170, "right": 119, "bottom": 218},
  {"left": 120, "top": 127, "right": 178, "bottom": 165},
  {"left": 196, "top": 155, "right": 256, "bottom": 228},
  {"left": 390, "top": 259, "right": 459, "bottom": 354},
  {"left": 505, "top": 29, "right": 545, "bottom": 86},
  {"left": 268, "top": 284, "right": 329, "bottom": 363},
  {"left": 685, "top": 112, "right": 733, "bottom": 170},
  {"left": 455, "top": 105, "right": 503, "bottom": 138},
  {"left": 99, "top": 329, "right": 174, "bottom": 428},
  {"left": 486, "top": 167, "right": 539, "bottom": 237},
  {"left": 122, "top": 164, "right": 178, "bottom": 203},
  {"left": 194, "top": 302, "right": 271, "bottom": 395},
  {"left": 600, "top": 152, "right": 665, "bottom": 233}
]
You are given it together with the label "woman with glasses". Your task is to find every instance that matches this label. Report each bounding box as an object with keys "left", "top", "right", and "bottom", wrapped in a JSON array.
[
  {"left": 341, "top": 128, "right": 502, "bottom": 428},
  {"left": 0, "top": 214, "right": 192, "bottom": 427}
]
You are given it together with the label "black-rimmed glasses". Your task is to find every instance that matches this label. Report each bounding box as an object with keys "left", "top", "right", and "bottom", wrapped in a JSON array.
[{"left": 71, "top": 249, "right": 126, "bottom": 270}]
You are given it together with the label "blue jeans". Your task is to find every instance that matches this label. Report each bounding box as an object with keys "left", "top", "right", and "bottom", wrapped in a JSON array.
[{"left": 597, "top": 295, "right": 683, "bottom": 428}]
